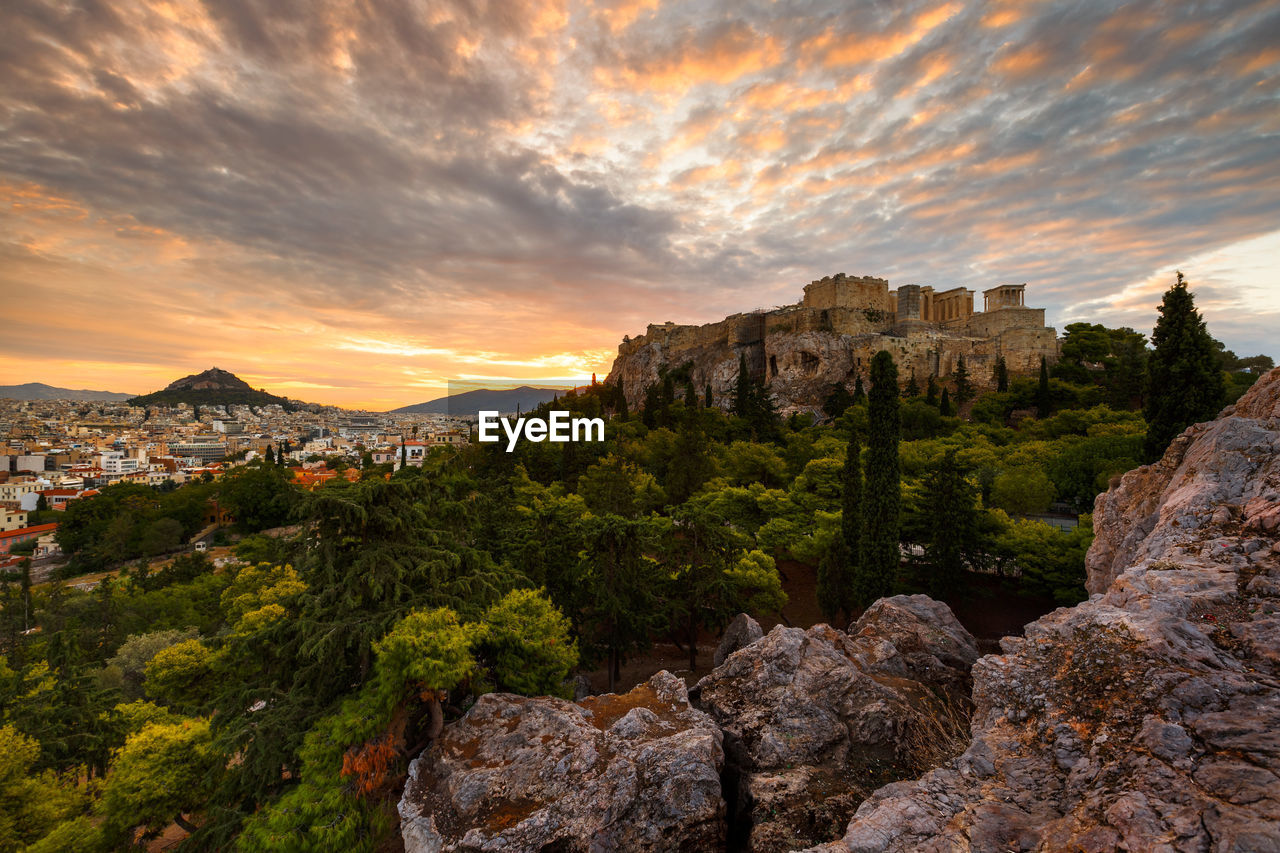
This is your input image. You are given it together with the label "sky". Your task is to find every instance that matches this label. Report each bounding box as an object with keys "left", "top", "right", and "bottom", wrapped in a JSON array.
[{"left": 1, "top": 0, "right": 1278, "bottom": 411}]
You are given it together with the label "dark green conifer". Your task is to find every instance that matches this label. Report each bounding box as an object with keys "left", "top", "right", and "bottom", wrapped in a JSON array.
[
  {"left": 939, "top": 386, "right": 952, "bottom": 416},
  {"left": 954, "top": 355, "right": 972, "bottom": 404},
  {"left": 995, "top": 356, "right": 1009, "bottom": 392},
  {"left": 855, "top": 351, "right": 900, "bottom": 607},
  {"left": 1142, "top": 272, "right": 1226, "bottom": 460},
  {"left": 1035, "top": 356, "right": 1052, "bottom": 418}
]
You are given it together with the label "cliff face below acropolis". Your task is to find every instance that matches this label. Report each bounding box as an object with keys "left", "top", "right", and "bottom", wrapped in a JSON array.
[{"left": 605, "top": 273, "right": 1059, "bottom": 413}]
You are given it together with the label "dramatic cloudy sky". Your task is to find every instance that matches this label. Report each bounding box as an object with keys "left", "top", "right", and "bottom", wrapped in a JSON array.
[{"left": 2, "top": 0, "right": 1278, "bottom": 409}]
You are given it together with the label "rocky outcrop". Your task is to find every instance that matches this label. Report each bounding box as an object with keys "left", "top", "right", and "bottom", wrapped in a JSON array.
[
  {"left": 692, "top": 596, "right": 978, "bottom": 851},
  {"left": 398, "top": 671, "right": 725, "bottom": 852},
  {"left": 811, "top": 368, "right": 1280, "bottom": 852}
]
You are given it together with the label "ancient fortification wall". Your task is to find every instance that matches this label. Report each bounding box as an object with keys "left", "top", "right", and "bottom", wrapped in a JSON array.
[{"left": 606, "top": 274, "right": 1061, "bottom": 412}]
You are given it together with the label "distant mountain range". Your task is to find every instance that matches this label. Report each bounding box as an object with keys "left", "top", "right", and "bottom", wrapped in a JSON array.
[
  {"left": 0, "top": 382, "right": 134, "bottom": 402},
  {"left": 393, "top": 385, "right": 566, "bottom": 415},
  {"left": 127, "top": 367, "right": 295, "bottom": 409}
]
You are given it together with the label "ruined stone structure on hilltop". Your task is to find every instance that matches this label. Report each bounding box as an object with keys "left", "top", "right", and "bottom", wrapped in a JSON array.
[{"left": 606, "top": 273, "right": 1060, "bottom": 412}]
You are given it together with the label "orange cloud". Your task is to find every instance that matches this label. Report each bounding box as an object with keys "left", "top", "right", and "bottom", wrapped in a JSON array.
[{"left": 818, "top": 2, "right": 961, "bottom": 68}]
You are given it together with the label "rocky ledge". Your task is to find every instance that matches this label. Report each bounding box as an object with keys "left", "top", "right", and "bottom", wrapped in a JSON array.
[
  {"left": 810, "top": 368, "right": 1280, "bottom": 852},
  {"left": 398, "top": 671, "right": 726, "bottom": 852}
]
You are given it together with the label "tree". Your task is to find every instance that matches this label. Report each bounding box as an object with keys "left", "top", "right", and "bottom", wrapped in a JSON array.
[
  {"left": 994, "top": 356, "right": 1009, "bottom": 392},
  {"left": 0, "top": 725, "right": 88, "bottom": 851},
  {"left": 919, "top": 449, "right": 979, "bottom": 600},
  {"left": 265, "top": 444, "right": 275, "bottom": 466},
  {"left": 1036, "top": 356, "right": 1052, "bottom": 418},
  {"left": 577, "top": 454, "right": 664, "bottom": 518},
  {"left": 925, "top": 375, "right": 938, "bottom": 407},
  {"left": 704, "top": 383, "right": 713, "bottom": 409},
  {"left": 823, "top": 385, "right": 853, "bottom": 420},
  {"left": 578, "top": 516, "right": 667, "bottom": 691},
  {"left": 953, "top": 356, "right": 972, "bottom": 404},
  {"left": 476, "top": 589, "right": 578, "bottom": 697},
  {"left": 1142, "top": 272, "right": 1226, "bottom": 460},
  {"left": 856, "top": 351, "right": 901, "bottom": 607},
  {"left": 904, "top": 370, "right": 921, "bottom": 398},
  {"left": 991, "top": 467, "right": 1056, "bottom": 516},
  {"left": 852, "top": 375, "right": 867, "bottom": 405},
  {"left": 939, "top": 386, "right": 952, "bottom": 416},
  {"left": 218, "top": 462, "right": 299, "bottom": 532},
  {"left": 818, "top": 430, "right": 860, "bottom": 623},
  {"left": 144, "top": 638, "right": 217, "bottom": 710},
  {"left": 99, "top": 718, "right": 220, "bottom": 841}
]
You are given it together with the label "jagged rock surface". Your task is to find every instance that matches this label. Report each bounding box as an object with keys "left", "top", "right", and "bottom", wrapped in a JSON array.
[
  {"left": 398, "top": 671, "right": 725, "bottom": 853},
  {"left": 714, "top": 612, "right": 764, "bottom": 667},
  {"left": 692, "top": 596, "right": 978, "bottom": 852},
  {"left": 811, "top": 368, "right": 1280, "bottom": 852}
]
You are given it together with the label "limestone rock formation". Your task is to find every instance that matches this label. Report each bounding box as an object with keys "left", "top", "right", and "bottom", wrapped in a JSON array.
[
  {"left": 398, "top": 671, "right": 725, "bottom": 852},
  {"left": 692, "top": 597, "right": 978, "bottom": 852},
  {"left": 809, "top": 368, "right": 1280, "bottom": 852},
  {"left": 714, "top": 612, "right": 764, "bottom": 667}
]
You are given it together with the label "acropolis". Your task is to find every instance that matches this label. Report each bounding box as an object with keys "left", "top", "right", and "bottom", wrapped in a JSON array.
[{"left": 607, "top": 273, "right": 1060, "bottom": 412}]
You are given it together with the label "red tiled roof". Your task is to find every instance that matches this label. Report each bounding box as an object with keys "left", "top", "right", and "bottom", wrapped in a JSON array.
[{"left": 0, "top": 523, "right": 57, "bottom": 540}]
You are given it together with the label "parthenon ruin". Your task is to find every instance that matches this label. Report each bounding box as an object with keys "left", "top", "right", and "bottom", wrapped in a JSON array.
[{"left": 607, "top": 273, "right": 1060, "bottom": 413}]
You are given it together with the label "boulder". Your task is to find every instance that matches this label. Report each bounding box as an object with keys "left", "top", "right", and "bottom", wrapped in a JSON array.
[
  {"left": 693, "top": 599, "right": 977, "bottom": 851},
  {"left": 398, "top": 671, "right": 725, "bottom": 852},
  {"left": 714, "top": 612, "right": 764, "bottom": 667},
  {"left": 809, "top": 367, "right": 1280, "bottom": 852}
]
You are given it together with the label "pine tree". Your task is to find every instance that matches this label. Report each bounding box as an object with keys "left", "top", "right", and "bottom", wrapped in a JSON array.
[
  {"left": 926, "top": 375, "right": 939, "bottom": 407},
  {"left": 905, "top": 370, "right": 921, "bottom": 398},
  {"left": 995, "top": 356, "right": 1009, "bottom": 392},
  {"left": 939, "top": 386, "right": 952, "bottom": 416},
  {"left": 855, "top": 351, "right": 900, "bottom": 607},
  {"left": 852, "top": 375, "right": 867, "bottom": 405},
  {"left": 1142, "top": 272, "right": 1226, "bottom": 460},
  {"left": 1035, "top": 356, "right": 1052, "bottom": 419},
  {"left": 953, "top": 355, "right": 972, "bottom": 404}
]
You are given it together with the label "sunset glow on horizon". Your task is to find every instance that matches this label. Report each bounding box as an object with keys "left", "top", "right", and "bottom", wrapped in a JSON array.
[{"left": 2, "top": 0, "right": 1278, "bottom": 410}]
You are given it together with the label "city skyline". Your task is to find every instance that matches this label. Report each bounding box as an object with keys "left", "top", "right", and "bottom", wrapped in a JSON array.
[{"left": 3, "top": 0, "right": 1278, "bottom": 410}]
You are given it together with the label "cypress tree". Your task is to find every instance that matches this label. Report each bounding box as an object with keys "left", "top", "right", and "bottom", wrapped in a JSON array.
[
  {"left": 818, "top": 429, "right": 861, "bottom": 624},
  {"left": 921, "top": 449, "right": 977, "bottom": 600},
  {"left": 1142, "top": 272, "right": 1226, "bottom": 460},
  {"left": 925, "top": 375, "right": 939, "bottom": 407},
  {"left": 1035, "top": 356, "right": 1052, "bottom": 418},
  {"left": 954, "top": 355, "right": 972, "bottom": 404},
  {"left": 995, "top": 355, "right": 1009, "bottom": 392},
  {"left": 852, "top": 374, "right": 867, "bottom": 405},
  {"left": 855, "top": 351, "right": 900, "bottom": 607},
  {"left": 265, "top": 444, "right": 275, "bottom": 465},
  {"left": 684, "top": 379, "right": 698, "bottom": 409},
  {"left": 400, "top": 437, "right": 407, "bottom": 468},
  {"left": 905, "top": 370, "right": 920, "bottom": 398},
  {"left": 704, "top": 382, "right": 713, "bottom": 408},
  {"left": 939, "top": 386, "right": 952, "bottom": 416}
]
